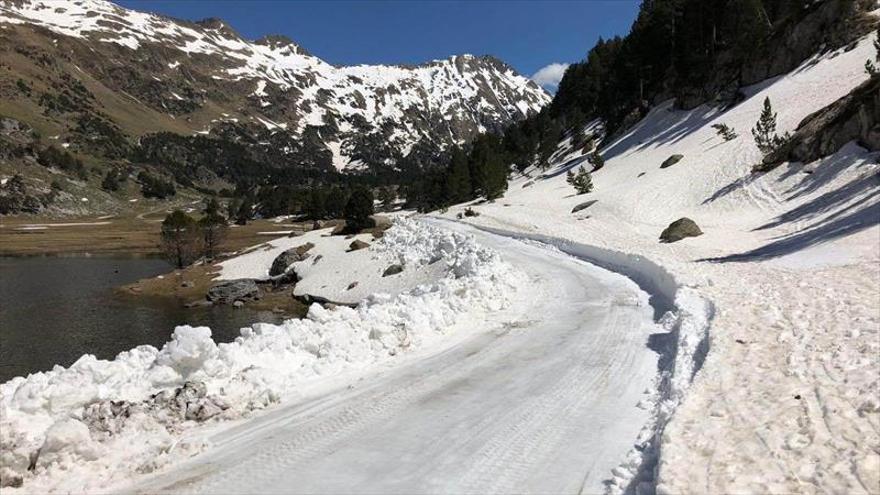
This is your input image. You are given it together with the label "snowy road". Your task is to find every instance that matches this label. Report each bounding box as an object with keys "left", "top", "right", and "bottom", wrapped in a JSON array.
[{"left": 128, "top": 222, "right": 661, "bottom": 494}]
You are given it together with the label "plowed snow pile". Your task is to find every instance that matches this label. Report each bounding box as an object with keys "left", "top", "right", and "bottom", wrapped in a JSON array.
[
  {"left": 0, "top": 219, "right": 526, "bottom": 493},
  {"left": 444, "top": 34, "right": 880, "bottom": 494}
]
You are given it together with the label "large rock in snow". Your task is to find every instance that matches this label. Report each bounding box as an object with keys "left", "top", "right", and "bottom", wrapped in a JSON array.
[
  {"left": 660, "top": 154, "right": 684, "bottom": 169},
  {"left": 207, "top": 279, "right": 258, "bottom": 304},
  {"left": 660, "top": 218, "right": 703, "bottom": 243},
  {"left": 571, "top": 200, "right": 598, "bottom": 213},
  {"left": 349, "top": 240, "right": 370, "bottom": 251},
  {"left": 382, "top": 264, "right": 404, "bottom": 277},
  {"left": 268, "top": 242, "right": 314, "bottom": 277}
]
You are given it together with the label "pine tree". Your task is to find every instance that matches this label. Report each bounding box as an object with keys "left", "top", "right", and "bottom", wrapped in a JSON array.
[
  {"left": 199, "top": 198, "right": 227, "bottom": 259},
  {"left": 446, "top": 147, "right": 472, "bottom": 203},
  {"left": 468, "top": 134, "right": 508, "bottom": 200},
  {"left": 325, "top": 187, "right": 348, "bottom": 219},
  {"left": 226, "top": 198, "right": 242, "bottom": 220},
  {"left": 571, "top": 126, "right": 587, "bottom": 149},
  {"left": 235, "top": 197, "right": 253, "bottom": 225},
  {"left": 343, "top": 187, "right": 375, "bottom": 231},
  {"left": 101, "top": 169, "right": 121, "bottom": 192},
  {"left": 304, "top": 189, "right": 327, "bottom": 220},
  {"left": 537, "top": 120, "right": 562, "bottom": 169},
  {"left": 568, "top": 166, "right": 594, "bottom": 195},
  {"left": 160, "top": 210, "right": 198, "bottom": 268},
  {"left": 752, "top": 97, "right": 779, "bottom": 155},
  {"left": 587, "top": 150, "right": 604, "bottom": 171},
  {"left": 711, "top": 123, "right": 738, "bottom": 141},
  {"left": 377, "top": 187, "right": 396, "bottom": 211},
  {"left": 866, "top": 27, "right": 879, "bottom": 76},
  {"left": 482, "top": 155, "right": 508, "bottom": 200}
]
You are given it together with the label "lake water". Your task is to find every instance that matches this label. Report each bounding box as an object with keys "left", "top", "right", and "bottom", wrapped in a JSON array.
[{"left": 0, "top": 256, "right": 287, "bottom": 382}]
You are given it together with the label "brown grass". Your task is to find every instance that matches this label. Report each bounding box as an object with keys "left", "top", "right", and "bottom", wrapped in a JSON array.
[{"left": 0, "top": 215, "right": 311, "bottom": 256}]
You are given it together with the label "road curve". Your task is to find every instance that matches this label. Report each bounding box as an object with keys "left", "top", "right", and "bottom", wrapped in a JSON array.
[{"left": 129, "top": 222, "right": 661, "bottom": 494}]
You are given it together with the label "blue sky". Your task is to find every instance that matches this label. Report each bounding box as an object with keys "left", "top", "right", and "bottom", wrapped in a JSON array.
[{"left": 117, "top": 0, "right": 640, "bottom": 90}]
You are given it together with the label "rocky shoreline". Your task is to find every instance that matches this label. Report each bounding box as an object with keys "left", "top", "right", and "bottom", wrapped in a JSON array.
[{"left": 118, "top": 217, "right": 393, "bottom": 318}]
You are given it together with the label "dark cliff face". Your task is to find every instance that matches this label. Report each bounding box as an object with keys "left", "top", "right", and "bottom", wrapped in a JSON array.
[
  {"left": 549, "top": 0, "right": 877, "bottom": 138},
  {"left": 0, "top": 0, "right": 550, "bottom": 178},
  {"left": 674, "top": 0, "right": 877, "bottom": 110}
]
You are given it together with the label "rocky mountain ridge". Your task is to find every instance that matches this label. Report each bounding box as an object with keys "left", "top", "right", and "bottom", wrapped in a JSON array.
[{"left": 0, "top": 0, "right": 549, "bottom": 180}]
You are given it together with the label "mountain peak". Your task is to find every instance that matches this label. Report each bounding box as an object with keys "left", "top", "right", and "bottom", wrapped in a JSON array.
[
  {"left": 0, "top": 0, "right": 550, "bottom": 174},
  {"left": 254, "top": 34, "right": 311, "bottom": 56}
]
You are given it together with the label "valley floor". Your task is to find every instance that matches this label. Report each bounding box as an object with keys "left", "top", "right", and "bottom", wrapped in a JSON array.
[{"left": 0, "top": 213, "right": 307, "bottom": 257}]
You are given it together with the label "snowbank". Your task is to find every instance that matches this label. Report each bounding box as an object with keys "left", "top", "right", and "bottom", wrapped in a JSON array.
[{"left": 0, "top": 219, "right": 526, "bottom": 493}]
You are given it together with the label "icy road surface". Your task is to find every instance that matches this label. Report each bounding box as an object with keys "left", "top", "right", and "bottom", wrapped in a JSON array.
[{"left": 129, "top": 221, "right": 662, "bottom": 494}]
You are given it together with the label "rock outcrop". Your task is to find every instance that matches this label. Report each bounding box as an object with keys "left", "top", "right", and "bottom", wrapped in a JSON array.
[{"left": 759, "top": 76, "right": 880, "bottom": 171}]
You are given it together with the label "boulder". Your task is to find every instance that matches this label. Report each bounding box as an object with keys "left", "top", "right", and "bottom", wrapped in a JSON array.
[
  {"left": 659, "top": 218, "right": 703, "bottom": 243},
  {"left": 206, "top": 279, "right": 258, "bottom": 304},
  {"left": 571, "top": 200, "right": 597, "bottom": 213},
  {"left": 382, "top": 264, "right": 404, "bottom": 277},
  {"left": 347, "top": 281, "right": 359, "bottom": 290},
  {"left": 349, "top": 240, "right": 370, "bottom": 251},
  {"left": 268, "top": 242, "right": 315, "bottom": 276},
  {"left": 273, "top": 270, "right": 298, "bottom": 286},
  {"left": 660, "top": 154, "right": 684, "bottom": 169}
]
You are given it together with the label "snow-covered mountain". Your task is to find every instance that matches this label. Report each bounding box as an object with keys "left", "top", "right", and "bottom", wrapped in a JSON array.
[{"left": 0, "top": 0, "right": 549, "bottom": 172}]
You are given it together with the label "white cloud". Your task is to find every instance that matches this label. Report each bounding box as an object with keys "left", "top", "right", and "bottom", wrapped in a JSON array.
[{"left": 531, "top": 63, "right": 570, "bottom": 91}]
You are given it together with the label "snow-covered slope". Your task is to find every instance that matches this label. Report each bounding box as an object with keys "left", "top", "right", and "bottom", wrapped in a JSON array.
[
  {"left": 0, "top": 0, "right": 549, "bottom": 171},
  {"left": 443, "top": 33, "right": 880, "bottom": 494}
]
